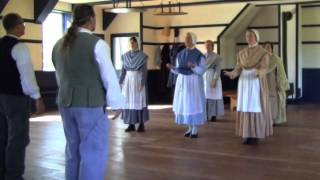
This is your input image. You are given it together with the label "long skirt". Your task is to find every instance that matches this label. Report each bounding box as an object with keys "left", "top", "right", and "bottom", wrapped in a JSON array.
[
  {"left": 236, "top": 69, "right": 273, "bottom": 138},
  {"left": 122, "top": 71, "right": 149, "bottom": 124},
  {"left": 173, "top": 74, "right": 206, "bottom": 126},
  {"left": 204, "top": 69, "right": 224, "bottom": 118}
]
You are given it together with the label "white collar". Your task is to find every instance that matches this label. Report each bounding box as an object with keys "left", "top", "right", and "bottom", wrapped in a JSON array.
[
  {"left": 248, "top": 43, "right": 258, "bottom": 48},
  {"left": 79, "top": 27, "right": 93, "bottom": 34},
  {"left": 6, "top": 34, "right": 19, "bottom": 39},
  {"left": 187, "top": 46, "right": 195, "bottom": 50}
]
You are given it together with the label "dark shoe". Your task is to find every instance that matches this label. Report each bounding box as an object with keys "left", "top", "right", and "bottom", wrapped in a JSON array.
[
  {"left": 242, "top": 138, "right": 250, "bottom": 144},
  {"left": 184, "top": 132, "right": 191, "bottom": 137},
  {"left": 125, "top": 124, "right": 135, "bottom": 132},
  {"left": 137, "top": 123, "right": 145, "bottom": 132},
  {"left": 210, "top": 116, "right": 217, "bottom": 122},
  {"left": 249, "top": 138, "right": 259, "bottom": 145},
  {"left": 190, "top": 134, "right": 198, "bottom": 138}
]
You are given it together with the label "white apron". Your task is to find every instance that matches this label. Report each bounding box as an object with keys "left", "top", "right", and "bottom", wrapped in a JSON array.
[
  {"left": 122, "top": 71, "right": 146, "bottom": 110},
  {"left": 204, "top": 69, "right": 223, "bottom": 100},
  {"left": 237, "top": 69, "right": 261, "bottom": 112},
  {"left": 173, "top": 74, "right": 205, "bottom": 116}
]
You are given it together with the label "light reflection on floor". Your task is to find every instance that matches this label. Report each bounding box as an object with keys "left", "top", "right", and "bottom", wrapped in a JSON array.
[{"left": 30, "top": 105, "right": 173, "bottom": 122}]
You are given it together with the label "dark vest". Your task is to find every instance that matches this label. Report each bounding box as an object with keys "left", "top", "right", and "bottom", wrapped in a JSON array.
[
  {"left": 52, "top": 32, "right": 106, "bottom": 107},
  {"left": 0, "top": 36, "right": 24, "bottom": 96}
]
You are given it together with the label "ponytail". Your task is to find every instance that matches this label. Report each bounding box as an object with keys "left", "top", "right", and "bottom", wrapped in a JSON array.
[{"left": 62, "top": 4, "right": 95, "bottom": 50}]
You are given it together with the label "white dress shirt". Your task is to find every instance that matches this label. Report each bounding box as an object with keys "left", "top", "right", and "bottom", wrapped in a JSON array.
[
  {"left": 8, "top": 34, "right": 41, "bottom": 100},
  {"left": 77, "top": 28, "right": 125, "bottom": 109}
]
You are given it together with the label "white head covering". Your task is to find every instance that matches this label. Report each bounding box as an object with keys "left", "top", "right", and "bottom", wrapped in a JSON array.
[
  {"left": 186, "top": 32, "right": 197, "bottom": 45},
  {"left": 249, "top": 29, "right": 260, "bottom": 42}
]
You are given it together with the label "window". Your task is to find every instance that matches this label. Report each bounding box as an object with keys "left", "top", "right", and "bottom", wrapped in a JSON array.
[
  {"left": 111, "top": 33, "right": 139, "bottom": 70},
  {"left": 42, "top": 11, "right": 71, "bottom": 71}
]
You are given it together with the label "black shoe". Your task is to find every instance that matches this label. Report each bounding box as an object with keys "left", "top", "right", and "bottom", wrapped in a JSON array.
[
  {"left": 242, "top": 138, "right": 250, "bottom": 144},
  {"left": 190, "top": 134, "right": 198, "bottom": 138},
  {"left": 137, "top": 123, "right": 145, "bottom": 132},
  {"left": 125, "top": 124, "right": 135, "bottom": 132},
  {"left": 249, "top": 138, "right": 259, "bottom": 145},
  {"left": 210, "top": 116, "right": 217, "bottom": 122},
  {"left": 184, "top": 132, "right": 191, "bottom": 137}
]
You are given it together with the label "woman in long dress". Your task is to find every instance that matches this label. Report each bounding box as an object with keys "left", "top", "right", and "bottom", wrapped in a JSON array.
[
  {"left": 120, "top": 37, "right": 149, "bottom": 132},
  {"left": 204, "top": 40, "right": 224, "bottom": 122},
  {"left": 264, "top": 42, "right": 289, "bottom": 125},
  {"left": 224, "top": 29, "right": 273, "bottom": 145},
  {"left": 167, "top": 32, "right": 206, "bottom": 138}
]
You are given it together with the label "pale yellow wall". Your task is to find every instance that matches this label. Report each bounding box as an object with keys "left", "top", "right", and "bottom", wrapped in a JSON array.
[
  {"left": 144, "top": 3, "right": 246, "bottom": 26},
  {"left": 0, "top": 1, "right": 105, "bottom": 71},
  {"left": 143, "top": 3, "right": 246, "bottom": 69},
  {"left": 93, "top": 6, "right": 104, "bottom": 34},
  {"left": 301, "top": 7, "right": 320, "bottom": 25},
  {"left": 1, "top": 0, "right": 44, "bottom": 70},
  {"left": 302, "top": 7, "right": 320, "bottom": 68},
  {"left": 1, "top": 0, "right": 34, "bottom": 19},
  {"left": 250, "top": 5, "right": 278, "bottom": 26},
  {"left": 104, "top": 12, "right": 140, "bottom": 44},
  {"left": 54, "top": 2, "right": 72, "bottom": 12}
]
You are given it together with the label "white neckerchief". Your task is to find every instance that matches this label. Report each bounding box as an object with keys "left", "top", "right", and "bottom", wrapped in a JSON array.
[
  {"left": 248, "top": 43, "right": 258, "bottom": 48},
  {"left": 79, "top": 27, "right": 93, "bottom": 34}
]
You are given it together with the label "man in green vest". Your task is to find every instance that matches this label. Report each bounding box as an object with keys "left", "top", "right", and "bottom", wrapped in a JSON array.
[{"left": 52, "top": 4, "right": 124, "bottom": 180}]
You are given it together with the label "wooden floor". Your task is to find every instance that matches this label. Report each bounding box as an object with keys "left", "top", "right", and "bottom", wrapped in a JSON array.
[{"left": 24, "top": 104, "right": 320, "bottom": 180}]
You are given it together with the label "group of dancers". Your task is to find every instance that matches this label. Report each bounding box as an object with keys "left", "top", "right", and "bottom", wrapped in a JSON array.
[
  {"left": 0, "top": 3, "right": 289, "bottom": 180},
  {"left": 123, "top": 30, "right": 289, "bottom": 145}
]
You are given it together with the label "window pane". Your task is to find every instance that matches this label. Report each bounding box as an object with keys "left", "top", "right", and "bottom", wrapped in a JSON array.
[
  {"left": 113, "top": 36, "right": 138, "bottom": 70},
  {"left": 42, "top": 12, "right": 64, "bottom": 71}
]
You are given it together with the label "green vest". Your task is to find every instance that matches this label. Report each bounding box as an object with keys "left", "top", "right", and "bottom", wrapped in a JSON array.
[{"left": 52, "top": 32, "right": 106, "bottom": 107}]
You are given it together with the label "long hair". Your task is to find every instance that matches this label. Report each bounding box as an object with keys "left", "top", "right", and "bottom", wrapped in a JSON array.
[{"left": 62, "top": 4, "right": 95, "bottom": 49}]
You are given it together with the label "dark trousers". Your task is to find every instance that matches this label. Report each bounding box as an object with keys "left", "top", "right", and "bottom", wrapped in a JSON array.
[{"left": 0, "top": 94, "right": 30, "bottom": 180}]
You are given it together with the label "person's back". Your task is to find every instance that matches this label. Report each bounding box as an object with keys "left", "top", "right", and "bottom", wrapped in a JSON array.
[
  {"left": 0, "top": 35, "right": 24, "bottom": 96},
  {"left": 0, "top": 13, "right": 44, "bottom": 180},
  {"left": 52, "top": 4, "right": 124, "bottom": 180},
  {"left": 52, "top": 33, "right": 105, "bottom": 107}
]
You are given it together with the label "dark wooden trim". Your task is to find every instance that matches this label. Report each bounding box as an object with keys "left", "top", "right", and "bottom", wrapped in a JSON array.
[
  {"left": 302, "top": 41, "right": 320, "bottom": 44},
  {"left": 103, "top": 11, "right": 117, "bottom": 30},
  {"left": 110, "top": 32, "right": 139, "bottom": 64},
  {"left": 0, "top": 16, "right": 39, "bottom": 24},
  {"left": 217, "top": 4, "right": 250, "bottom": 54},
  {"left": 301, "top": 4, "right": 320, "bottom": 8},
  {"left": 143, "top": 23, "right": 228, "bottom": 30},
  {"left": 248, "top": 25, "right": 279, "bottom": 29},
  {"left": 140, "top": 12, "right": 143, "bottom": 51},
  {"left": 142, "top": 41, "right": 215, "bottom": 46},
  {"left": 34, "top": 0, "right": 59, "bottom": 23},
  {"left": 0, "top": 0, "right": 10, "bottom": 14},
  {"left": 256, "top": 0, "right": 320, "bottom": 6},
  {"left": 95, "top": 0, "right": 320, "bottom": 9},
  {"left": 302, "top": 24, "right": 320, "bottom": 28},
  {"left": 278, "top": 4, "right": 281, "bottom": 57},
  {"left": 296, "top": 4, "right": 300, "bottom": 98},
  {"left": 20, "top": 39, "right": 43, "bottom": 43}
]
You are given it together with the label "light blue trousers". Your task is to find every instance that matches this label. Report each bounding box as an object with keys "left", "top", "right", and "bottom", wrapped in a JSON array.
[{"left": 59, "top": 107, "right": 108, "bottom": 180}]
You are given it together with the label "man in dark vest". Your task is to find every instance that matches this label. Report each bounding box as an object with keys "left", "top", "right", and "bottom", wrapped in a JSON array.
[
  {"left": 0, "top": 13, "right": 45, "bottom": 180},
  {"left": 52, "top": 4, "right": 124, "bottom": 180}
]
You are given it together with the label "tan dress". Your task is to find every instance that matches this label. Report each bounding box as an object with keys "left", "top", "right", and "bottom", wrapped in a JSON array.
[{"left": 231, "top": 45, "right": 273, "bottom": 138}]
